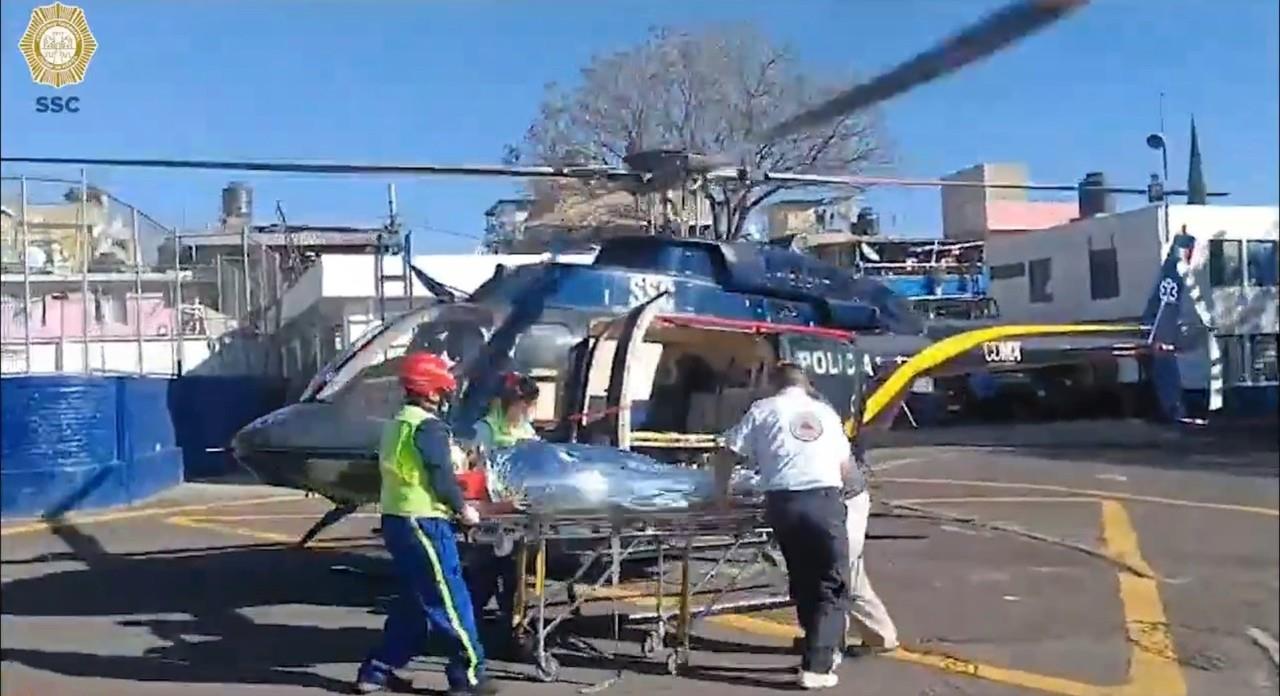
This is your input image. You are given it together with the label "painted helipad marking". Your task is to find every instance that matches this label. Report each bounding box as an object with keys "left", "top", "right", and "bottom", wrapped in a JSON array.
[
  {"left": 871, "top": 457, "right": 928, "bottom": 472},
  {"left": 882, "top": 477, "right": 1280, "bottom": 517},
  {"left": 1245, "top": 627, "right": 1280, "bottom": 668},
  {"left": 177, "top": 512, "right": 379, "bottom": 521},
  {"left": 0, "top": 494, "right": 305, "bottom": 537},
  {"left": 897, "top": 496, "right": 1094, "bottom": 504},
  {"left": 163, "top": 514, "right": 371, "bottom": 549}
]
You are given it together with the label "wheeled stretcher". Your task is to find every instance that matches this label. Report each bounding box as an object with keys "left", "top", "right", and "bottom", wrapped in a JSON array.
[{"left": 463, "top": 503, "right": 790, "bottom": 683}]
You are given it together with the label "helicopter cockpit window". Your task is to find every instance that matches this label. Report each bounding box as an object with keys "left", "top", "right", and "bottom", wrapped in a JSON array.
[
  {"left": 312, "top": 305, "right": 498, "bottom": 405},
  {"left": 409, "top": 319, "right": 486, "bottom": 364}
]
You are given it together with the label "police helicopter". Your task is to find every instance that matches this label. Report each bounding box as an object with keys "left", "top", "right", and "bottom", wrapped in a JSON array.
[{"left": 2, "top": 0, "right": 1215, "bottom": 545}]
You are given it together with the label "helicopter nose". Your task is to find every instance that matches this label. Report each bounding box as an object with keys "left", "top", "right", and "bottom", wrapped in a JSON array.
[
  {"left": 232, "top": 408, "right": 285, "bottom": 460},
  {"left": 231, "top": 404, "right": 310, "bottom": 487}
]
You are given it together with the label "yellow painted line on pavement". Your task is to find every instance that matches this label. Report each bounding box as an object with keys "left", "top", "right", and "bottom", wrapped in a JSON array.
[
  {"left": 1099, "top": 500, "right": 1185, "bottom": 696},
  {"left": 164, "top": 515, "right": 358, "bottom": 549},
  {"left": 882, "top": 477, "right": 1279, "bottom": 517},
  {"left": 0, "top": 494, "right": 305, "bottom": 537},
  {"left": 173, "top": 512, "right": 378, "bottom": 521},
  {"left": 897, "top": 496, "right": 1094, "bottom": 504}
]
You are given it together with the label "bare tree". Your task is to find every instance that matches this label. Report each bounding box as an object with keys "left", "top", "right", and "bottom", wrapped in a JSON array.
[{"left": 508, "top": 24, "right": 885, "bottom": 239}]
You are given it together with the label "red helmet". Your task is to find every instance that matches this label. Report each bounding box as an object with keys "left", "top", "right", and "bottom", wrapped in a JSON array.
[{"left": 400, "top": 352, "right": 457, "bottom": 397}]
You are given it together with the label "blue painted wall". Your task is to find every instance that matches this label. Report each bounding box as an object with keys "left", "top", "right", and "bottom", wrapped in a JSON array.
[
  {"left": 0, "top": 375, "right": 286, "bottom": 520},
  {"left": 167, "top": 376, "right": 288, "bottom": 480}
]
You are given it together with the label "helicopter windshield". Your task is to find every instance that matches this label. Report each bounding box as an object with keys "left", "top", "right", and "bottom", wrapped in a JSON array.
[{"left": 304, "top": 303, "right": 504, "bottom": 404}]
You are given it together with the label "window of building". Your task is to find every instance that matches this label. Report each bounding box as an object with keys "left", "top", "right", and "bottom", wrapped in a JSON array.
[
  {"left": 989, "top": 262, "right": 1025, "bottom": 280},
  {"left": 1246, "top": 240, "right": 1278, "bottom": 288},
  {"left": 1209, "top": 239, "right": 1243, "bottom": 288},
  {"left": 1251, "top": 333, "right": 1279, "bottom": 384},
  {"left": 1028, "top": 258, "right": 1054, "bottom": 303},
  {"left": 1088, "top": 247, "right": 1120, "bottom": 300}
]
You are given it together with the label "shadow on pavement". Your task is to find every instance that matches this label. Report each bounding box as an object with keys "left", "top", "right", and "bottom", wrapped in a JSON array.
[
  {"left": 4, "top": 520, "right": 394, "bottom": 693},
  {"left": 4, "top": 521, "right": 806, "bottom": 693}
]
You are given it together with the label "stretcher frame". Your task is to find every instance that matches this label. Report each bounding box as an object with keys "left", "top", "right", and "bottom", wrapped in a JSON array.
[{"left": 465, "top": 503, "right": 791, "bottom": 683}]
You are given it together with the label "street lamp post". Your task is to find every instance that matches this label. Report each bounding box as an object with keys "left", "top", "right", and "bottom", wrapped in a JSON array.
[{"left": 1146, "top": 133, "right": 1171, "bottom": 243}]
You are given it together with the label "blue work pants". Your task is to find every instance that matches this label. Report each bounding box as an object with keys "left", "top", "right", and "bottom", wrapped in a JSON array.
[{"left": 363, "top": 514, "right": 486, "bottom": 690}]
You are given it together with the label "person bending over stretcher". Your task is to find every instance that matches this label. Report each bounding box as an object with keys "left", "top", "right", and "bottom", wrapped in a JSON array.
[
  {"left": 465, "top": 373, "right": 540, "bottom": 644},
  {"left": 355, "top": 352, "right": 499, "bottom": 696}
]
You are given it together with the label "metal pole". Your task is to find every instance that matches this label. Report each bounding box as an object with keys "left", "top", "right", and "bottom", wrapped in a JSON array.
[
  {"left": 20, "top": 177, "right": 32, "bottom": 374},
  {"left": 215, "top": 253, "right": 223, "bottom": 312},
  {"left": 240, "top": 222, "right": 251, "bottom": 325},
  {"left": 404, "top": 230, "right": 414, "bottom": 308},
  {"left": 375, "top": 230, "right": 386, "bottom": 323},
  {"left": 79, "top": 168, "right": 90, "bottom": 374},
  {"left": 132, "top": 208, "right": 144, "bottom": 374},
  {"left": 390, "top": 183, "right": 410, "bottom": 306},
  {"left": 173, "top": 229, "right": 183, "bottom": 375},
  {"left": 257, "top": 244, "right": 268, "bottom": 320}
]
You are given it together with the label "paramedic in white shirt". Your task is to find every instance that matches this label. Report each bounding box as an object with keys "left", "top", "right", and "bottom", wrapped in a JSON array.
[{"left": 721, "top": 362, "right": 851, "bottom": 690}]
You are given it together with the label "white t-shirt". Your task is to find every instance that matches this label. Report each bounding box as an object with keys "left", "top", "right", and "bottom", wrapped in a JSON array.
[{"left": 722, "top": 386, "right": 851, "bottom": 492}]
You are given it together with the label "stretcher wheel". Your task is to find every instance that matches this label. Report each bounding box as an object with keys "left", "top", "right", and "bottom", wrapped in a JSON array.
[
  {"left": 535, "top": 654, "right": 560, "bottom": 682},
  {"left": 641, "top": 631, "right": 661, "bottom": 657}
]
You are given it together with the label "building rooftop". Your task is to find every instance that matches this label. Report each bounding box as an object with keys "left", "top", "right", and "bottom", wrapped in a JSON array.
[{"left": 175, "top": 225, "right": 394, "bottom": 252}]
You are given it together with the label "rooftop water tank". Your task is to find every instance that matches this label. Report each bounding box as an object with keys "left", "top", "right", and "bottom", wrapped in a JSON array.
[
  {"left": 222, "top": 182, "right": 253, "bottom": 221},
  {"left": 1077, "top": 172, "right": 1114, "bottom": 218}
]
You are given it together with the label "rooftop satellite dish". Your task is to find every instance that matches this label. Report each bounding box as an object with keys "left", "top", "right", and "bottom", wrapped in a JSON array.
[{"left": 1146, "top": 133, "right": 1166, "bottom": 150}]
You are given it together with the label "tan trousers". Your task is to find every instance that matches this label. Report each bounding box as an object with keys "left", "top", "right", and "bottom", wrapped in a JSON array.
[{"left": 844, "top": 491, "right": 898, "bottom": 648}]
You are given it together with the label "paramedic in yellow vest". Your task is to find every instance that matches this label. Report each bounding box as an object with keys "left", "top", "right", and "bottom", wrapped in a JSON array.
[
  {"left": 474, "top": 372, "right": 540, "bottom": 451},
  {"left": 355, "top": 352, "right": 499, "bottom": 696},
  {"left": 467, "top": 372, "right": 540, "bottom": 642}
]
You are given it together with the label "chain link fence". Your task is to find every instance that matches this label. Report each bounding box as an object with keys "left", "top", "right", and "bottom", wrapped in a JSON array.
[{"left": 1, "top": 175, "right": 282, "bottom": 377}]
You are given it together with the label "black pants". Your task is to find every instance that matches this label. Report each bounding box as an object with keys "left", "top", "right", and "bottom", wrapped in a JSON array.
[
  {"left": 464, "top": 546, "right": 517, "bottom": 627},
  {"left": 765, "top": 487, "right": 850, "bottom": 674}
]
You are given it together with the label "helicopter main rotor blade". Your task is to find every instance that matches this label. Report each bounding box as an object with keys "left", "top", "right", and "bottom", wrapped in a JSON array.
[
  {"left": 711, "top": 169, "right": 1229, "bottom": 197},
  {"left": 759, "top": 0, "right": 1089, "bottom": 142},
  {"left": 0, "top": 156, "right": 641, "bottom": 181}
]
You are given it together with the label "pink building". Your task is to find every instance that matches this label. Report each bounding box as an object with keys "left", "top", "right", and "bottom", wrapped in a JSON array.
[
  {"left": 941, "top": 163, "right": 1081, "bottom": 241},
  {"left": 1, "top": 292, "right": 179, "bottom": 340}
]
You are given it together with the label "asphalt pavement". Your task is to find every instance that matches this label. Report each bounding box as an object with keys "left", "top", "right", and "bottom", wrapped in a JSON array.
[{"left": 2, "top": 425, "right": 1276, "bottom": 696}]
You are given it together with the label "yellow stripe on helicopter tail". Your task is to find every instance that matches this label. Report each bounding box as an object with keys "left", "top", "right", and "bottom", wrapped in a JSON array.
[
  {"left": 854, "top": 323, "right": 1143, "bottom": 432},
  {"left": 411, "top": 523, "right": 482, "bottom": 686}
]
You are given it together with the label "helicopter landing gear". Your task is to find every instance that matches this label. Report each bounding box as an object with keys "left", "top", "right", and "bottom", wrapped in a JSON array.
[{"left": 296, "top": 502, "right": 359, "bottom": 547}]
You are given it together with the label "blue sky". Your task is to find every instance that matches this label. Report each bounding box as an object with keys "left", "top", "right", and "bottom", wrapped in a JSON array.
[{"left": 3, "top": 0, "right": 1277, "bottom": 254}]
